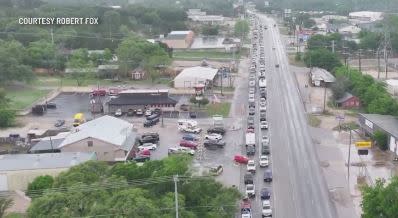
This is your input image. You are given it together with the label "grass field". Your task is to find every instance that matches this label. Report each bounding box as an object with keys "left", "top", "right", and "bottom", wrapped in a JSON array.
[
  {"left": 6, "top": 87, "right": 50, "bottom": 110},
  {"left": 205, "top": 102, "right": 231, "bottom": 117}
]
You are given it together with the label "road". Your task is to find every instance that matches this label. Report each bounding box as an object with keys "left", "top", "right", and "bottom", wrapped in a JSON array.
[{"left": 257, "top": 14, "right": 338, "bottom": 218}]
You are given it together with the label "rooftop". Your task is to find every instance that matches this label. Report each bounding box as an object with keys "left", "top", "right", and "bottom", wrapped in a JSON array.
[
  {"left": 175, "top": 66, "right": 219, "bottom": 81},
  {"left": 59, "top": 115, "right": 136, "bottom": 151},
  {"left": 336, "top": 92, "right": 355, "bottom": 103},
  {"left": 169, "top": 31, "right": 192, "bottom": 35},
  {"left": 0, "top": 152, "right": 96, "bottom": 171},
  {"left": 310, "top": 67, "right": 336, "bottom": 83},
  {"left": 360, "top": 114, "right": 398, "bottom": 138},
  {"left": 189, "top": 15, "right": 224, "bottom": 22}
]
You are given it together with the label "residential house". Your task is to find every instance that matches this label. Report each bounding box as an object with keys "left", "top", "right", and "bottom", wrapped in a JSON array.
[
  {"left": 335, "top": 92, "right": 360, "bottom": 108},
  {"left": 161, "top": 31, "right": 195, "bottom": 49},
  {"left": 131, "top": 68, "right": 147, "bottom": 80},
  {"left": 58, "top": 115, "right": 137, "bottom": 162}
]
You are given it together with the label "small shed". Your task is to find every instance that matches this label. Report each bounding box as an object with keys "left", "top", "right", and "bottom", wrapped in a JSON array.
[
  {"left": 131, "top": 68, "right": 147, "bottom": 80},
  {"left": 336, "top": 92, "right": 360, "bottom": 108},
  {"left": 309, "top": 67, "right": 336, "bottom": 87}
]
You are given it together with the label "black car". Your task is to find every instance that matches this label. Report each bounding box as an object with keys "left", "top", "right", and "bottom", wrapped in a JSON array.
[
  {"left": 261, "top": 143, "right": 270, "bottom": 155},
  {"left": 247, "top": 116, "right": 255, "bottom": 126},
  {"left": 189, "top": 112, "right": 197, "bottom": 118},
  {"left": 207, "top": 127, "right": 226, "bottom": 136},
  {"left": 180, "top": 104, "right": 189, "bottom": 111},
  {"left": 153, "top": 108, "right": 162, "bottom": 114},
  {"left": 204, "top": 140, "right": 226, "bottom": 149},
  {"left": 260, "top": 188, "right": 271, "bottom": 200},
  {"left": 264, "top": 169, "right": 273, "bottom": 182},
  {"left": 127, "top": 109, "right": 135, "bottom": 116},
  {"left": 142, "top": 132, "right": 159, "bottom": 140},
  {"left": 132, "top": 155, "right": 150, "bottom": 162},
  {"left": 139, "top": 136, "right": 158, "bottom": 144},
  {"left": 46, "top": 102, "right": 57, "bottom": 109},
  {"left": 244, "top": 172, "right": 254, "bottom": 184},
  {"left": 249, "top": 108, "right": 255, "bottom": 116},
  {"left": 246, "top": 144, "right": 255, "bottom": 156}
]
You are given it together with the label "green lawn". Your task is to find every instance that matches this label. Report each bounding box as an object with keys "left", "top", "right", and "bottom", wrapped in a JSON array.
[
  {"left": 307, "top": 114, "right": 321, "bottom": 127},
  {"left": 173, "top": 50, "right": 241, "bottom": 59},
  {"left": 6, "top": 87, "right": 50, "bottom": 110},
  {"left": 204, "top": 102, "right": 231, "bottom": 117}
]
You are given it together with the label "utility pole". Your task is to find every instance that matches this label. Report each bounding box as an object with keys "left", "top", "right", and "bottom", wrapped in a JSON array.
[
  {"left": 358, "top": 49, "right": 362, "bottom": 72},
  {"left": 378, "top": 22, "right": 392, "bottom": 79},
  {"left": 347, "top": 129, "right": 352, "bottom": 184},
  {"left": 377, "top": 49, "right": 381, "bottom": 79},
  {"left": 173, "top": 175, "right": 179, "bottom": 218},
  {"left": 323, "top": 85, "right": 327, "bottom": 113},
  {"left": 331, "top": 40, "right": 335, "bottom": 53}
]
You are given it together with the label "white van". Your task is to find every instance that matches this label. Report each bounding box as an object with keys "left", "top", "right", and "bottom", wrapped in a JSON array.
[{"left": 177, "top": 119, "right": 198, "bottom": 128}]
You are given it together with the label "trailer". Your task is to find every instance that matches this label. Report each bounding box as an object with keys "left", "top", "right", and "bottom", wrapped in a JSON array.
[{"left": 245, "top": 132, "right": 256, "bottom": 146}]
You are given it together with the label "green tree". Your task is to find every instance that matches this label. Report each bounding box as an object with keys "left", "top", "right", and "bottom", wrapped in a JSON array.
[
  {"left": 234, "top": 20, "right": 249, "bottom": 40},
  {"left": 359, "top": 31, "right": 381, "bottom": 50},
  {"left": 0, "top": 197, "right": 13, "bottom": 218},
  {"left": 0, "top": 40, "right": 33, "bottom": 84},
  {"left": 331, "top": 75, "right": 351, "bottom": 100},
  {"left": 373, "top": 130, "right": 388, "bottom": 150},
  {"left": 0, "top": 108, "right": 15, "bottom": 128},
  {"left": 361, "top": 177, "right": 398, "bottom": 218},
  {"left": 303, "top": 48, "right": 342, "bottom": 71},
  {"left": 27, "top": 40, "right": 56, "bottom": 70},
  {"left": 27, "top": 175, "right": 54, "bottom": 198},
  {"left": 66, "top": 48, "right": 95, "bottom": 86},
  {"left": 202, "top": 25, "right": 219, "bottom": 35}
]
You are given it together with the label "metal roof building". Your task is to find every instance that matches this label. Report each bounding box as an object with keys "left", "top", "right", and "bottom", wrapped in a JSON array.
[
  {"left": 174, "top": 66, "right": 219, "bottom": 88},
  {"left": 309, "top": 67, "right": 336, "bottom": 87}
]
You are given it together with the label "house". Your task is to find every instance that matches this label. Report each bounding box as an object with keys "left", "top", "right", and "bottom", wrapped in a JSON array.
[
  {"left": 358, "top": 114, "right": 398, "bottom": 155},
  {"left": 309, "top": 67, "right": 336, "bottom": 87},
  {"left": 131, "top": 68, "right": 146, "bottom": 80},
  {"left": 107, "top": 90, "right": 177, "bottom": 113},
  {"left": 58, "top": 115, "right": 137, "bottom": 162},
  {"left": 97, "top": 65, "right": 119, "bottom": 78},
  {"left": 161, "top": 31, "right": 195, "bottom": 49},
  {"left": 335, "top": 92, "right": 360, "bottom": 108},
  {"left": 0, "top": 152, "right": 96, "bottom": 191},
  {"left": 174, "top": 66, "right": 219, "bottom": 88}
]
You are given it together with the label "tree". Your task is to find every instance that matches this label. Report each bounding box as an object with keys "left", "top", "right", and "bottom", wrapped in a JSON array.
[
  {"left": 361, "top": 177, "right": 398, "bottom": 218},
  {"left": 202, "top": 25, "right": 219, "bottom": 35},
  {"left": 303, "top": 48, "right": 342, "bottom": 72},
  {"left": 0, "top": 40, "right": 33, "bottom": 84},
  {"left": 373, "top": 130, "right": 388, "bottom": 150},
  {"left": 27, "top": 175, "right": 54, "bottom": 198},
  {"left": 234, "top": 20, "right": 249, "bottom": 40},
  {"left": 359, "top": 31, "right": 381, "bottom": 50},
  {"left": 66, "top": 48, "right": 95, "bottom": 86},
  {"left": 0, "top": 197, "right": 13, "bottom": 218},
  {"left": 27, "top": 40, "right": 56, "bottom": 70},
  {"left": 0, "top": 108, "right": 16, "bottom": 127},
  {"left": 331, "top": 75, "right": 351, "bottom": 100}
]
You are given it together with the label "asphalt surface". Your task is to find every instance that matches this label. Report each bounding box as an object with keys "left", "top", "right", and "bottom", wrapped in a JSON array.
[{"left": 257, "top": 14, "right": 338, "bottom": 218}]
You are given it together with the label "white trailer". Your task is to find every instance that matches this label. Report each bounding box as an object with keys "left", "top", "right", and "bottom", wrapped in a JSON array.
[
  {"left": 259, "top": 78, "right": 267, "bottom": 88},
  {"left": 245, "top": 132, "right": 256, "bottom": 146}
]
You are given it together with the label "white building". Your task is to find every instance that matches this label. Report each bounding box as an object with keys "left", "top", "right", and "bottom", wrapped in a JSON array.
[
  {"left": 189, "top": 15, "right": 224, "bottom": 25},
  {"left": 339, "top": 25, "right": 361, "bottom": 38},
  {"left": 174, "top": 66, "right": 219, "bottom": 88},
  {"left": 386, "top": 79, "right": 398, "bottom": 96},
  {"left": 349, "top": 11, "right": 383, "bottom": 23}
]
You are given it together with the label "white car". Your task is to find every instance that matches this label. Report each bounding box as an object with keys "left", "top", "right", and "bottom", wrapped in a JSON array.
[
  {"left": 145, "top": 109, "right": 152, "bottom": 116},
  {"left": 260, "top": 121, "right": 268, "bottom": 130},
  {"left": 262, "top": 135, "right": 270, "bottom": 144},
  {"left": 262, "top": 200, "right": 272, "bottom": 217},
  {"left": 260, "top": 104, "right": 267, "bottom": 111},
  {"left": 205, "top": 133, "right": 223, "bottom": 141},
  {"left": 259, "top": 155, "right": 269, "bottom": 167},
  {"left": 180, "top": 126, "right": 202, "bottom": 134},
  {"left": 247, "top": 160, "right": 256, "bottom": 173},
  {"left": 249, "top": 80, "right": 256, "bottom": 87},
  {"left": 114, "top": 108, "right": 122, "bottom": 117},
  {"left": 138, "top": 143, "right": 157, "bottom": 151},
  {"left": 168, "top": 147, "right": 195, "bottom": 156},
  {"left": 245, "top": 184, "right": 255, "bottom": 197}
]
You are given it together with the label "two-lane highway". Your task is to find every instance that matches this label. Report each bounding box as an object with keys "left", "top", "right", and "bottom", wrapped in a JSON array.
[{"left": 258, "top": 14, "right": 338, "bottom": 218}]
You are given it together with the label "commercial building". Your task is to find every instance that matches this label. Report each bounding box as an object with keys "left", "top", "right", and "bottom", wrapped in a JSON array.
[
  {"left": 0, "top": 152, "right": 96, "bottom": 191},
  {"left": 161, "top": 31, "right": 195, "bottom": 49},
  {"left": 335, "top": 92, "right": 360, "bottom": 108},
  {"left": 174, "top": 66, "right": 219, "bottom": 88},
  {"left": 107, "top": 90, "right": 178, "bottom": 113},
  {"left": 349, "top": 11, "right": 383, "bottom": 23},
  {"left": 59, "top": 115, "right": 137, "bottom": 162},
  {"left": 189, "top": 15, "right": 225, "bottom": 25},
  {"left": 309, "top": 67, "right": 336, "bottom": 87},
  {"left": 358, "top": 114, "right": 398, "bottom": 155}
]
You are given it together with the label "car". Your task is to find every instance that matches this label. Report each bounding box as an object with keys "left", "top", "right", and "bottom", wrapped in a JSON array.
[
  {"left": 127, "top": 109, "right": 135, "bottom": 116},
  {"left": 261, "top": 143, "right": 270, "bottom": 155},
  {"left": 260, "top": 188, "right": 271, "bottom": 200},
  {"left": 138, "top": 143, "right": 157, "bottom": 151},
  {"left": 139, "top": 136, "right": 158, "bottom": 144},
  {"left": 275, "top": 64, "right": 279, "bottom": 68},
  {"left": 245, "top": 184, "right": 255, "bottom": 197},
  {"left": 114, "top": 108, "right": 122, "bottom": 117},
  {"left": 180, "top": 104, "right": 190, "bottom": 111},
  {"left": 244, "top": 172, "right": 254, "bottom": 184},
  {"left": 249, "top": 95, "right": 255, "bottom": 102},
  {"left": 143, "top": 118, "right": 159, "bottom": 127},
  {"left": 138, "top": 149, "right": 151, "bottom": 156},
  {"left": 179, "top": 126, "right": 202, "bottom": 134},
  {"left": 262, "top": 135, "right": 270, "bottom": 144},
  {"left": 234, "top": 155, "right": 249, "bottom": 164},
  {"left": 241, "top": 198, "right": 252, "bottom": 218},
  {"left": 182, "top": 134, "right": 199, "bottom": 141},
  {"left": 247, "top": 126, "right": 255, "bottom": 133},
  {"left": 179, "top": 140, "right": 198, "bottom": 150},
  {"left": 249, "top": 80, "right": 256, "bottom": 87},
  {"left": 142, "top": 132, "right": 159, "bottom": 140},
  {"left": 207, "top": 127, "right": 226, "bottom": 135},
  {"left": 247, "top": 160, "right": 256, "bottom": 173},
  {"left": 46, "top": 102, "right": 57, "bottom": 109},
  {"left": 248, "top": 93, "right": 255, "bottom": 99},
  {"left": 260, "top": 112, "right": 267, "bottom": 121},
  {"left": 262, "top": 200, "right": 272, "bottom": 217},
  {"left": 153, "top": 108, "right": 162, "bottom": 114},
  {"left": 260, "top": 121, "right": 268, "bottom": 129},
  {"left": 91, "top": 89, "right": 106, "bottom": 96},
  {"left": 132, "top": 155, "right": 150, "bottom": 162},
  {"left": 189, "top": 112, "right": 197, "bottom": 118},
  {"left": 205, "top": 133, "right": 222, "bottom": 141},
  {"left": 209, "top": 165, "right": 223, "bottom": 176},
  {"left": 249, "top": 107, "right": 255, "bottom": 116},
  {"left": 259, "top": 104, "right": 267, "bottom": 112},
  {"left": 246, "top": 145, "right": 255, "bottom": 156},
  {"left": 136, "top": 109, "right": 144, "bottom": 116},
  {"left": 54, "top": 119, "right": 65, "bottom": 127},
  {"left": 264, "top": 169, "right": 273, "bottom": 182},
  {"left": 247, "top": 116, "right": 255, "bottom": 126},
  {"left": 260, "top": 101, "right": 266, "bottom": 108},
  {"left": 259, "top": 155, "right": 269, "bottom": 167},
  {"left": 249, "top": 89, "right": 255, "bottom": 95},
  {"left": 9, "top": 133, "right": 20, "bottom": 138},
  {"left": 204, "top": 140, "right": 226, "bottom": 149},
  {"left": 145, "top": 109, "right": 152, "bottom": 116},
  {"left": 168, "top": 147, "right": 195, "bottom": 156}
]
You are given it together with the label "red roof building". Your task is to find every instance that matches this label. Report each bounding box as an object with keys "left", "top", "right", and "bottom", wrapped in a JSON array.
[{"left": 336, "top": 92, "right": 360, "bottom": 108}]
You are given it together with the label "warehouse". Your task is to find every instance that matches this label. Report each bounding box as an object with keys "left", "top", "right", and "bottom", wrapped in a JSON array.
[{"left": 174, "top": 66, "right": 219, "bottom": 88}]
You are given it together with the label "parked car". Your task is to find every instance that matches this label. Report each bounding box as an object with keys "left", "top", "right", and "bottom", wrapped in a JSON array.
[
  {"left": 249, "top": 107, "right": 255, "bottom": 116},
  {"left": 204, "top": 140, "right": 226, "bottom": 149},
  {"left": 204, "top": 133, "right": 222, "bottom": 141},
  {"left": 54, "top": 119, "right": 65, "bottom": 127},
  {"left": 246, "top": 145, "right": 255, "bottom": 156},
  {"left": 179, "top": 140, "right": 198, "bottom": 150},
  {"left": 136, "top": 109, "right": 144, "bottom": 116},
  {"left": 182, "top": 134, "right": 199, "bottom": 141},
  {"left": 247, "top": 116, "right": 255, "bottom": 126},
  {"left": 179, "top": 126, "right": 202, "bottom": 134},
  {"left": 245, "top": 184, "right": 255, "bottom": 197},
  {"left": 264, "top": 169, "right": 273, "bottom": 182},
  {"left": 260, "top": 112, "right": 267, "bottom": 121},
  {"left": 91, "top": 89, "right": 106, "bottom": 96},
  {"left": 139, "top": 135, "right": 159, "bottom": 144},
  {"left": 168, "top": 147, "right": 195, "bottom": 156},
  {"left": 143, "top": 118, "right": 159, "bottom": 127},
  {"left": 142, "top": 132, "right": 159, "bottom": 140},
  {"left": 244, "top": 172, "right": 254, "bottom": 184},
  {"left": 247, "top": 160, "right": 256, "bottom": 173},
  {"left": 180, "top": 104, "right": 189, "bottom": 111},
  {"left": 260, "top": 121, "right": 268, "bottom": 130},
  {"left": 241, "top": 198, "right": 252, "bottom": 218},
  {"left": 138, "top": 143, "right": 157, "bottom": 151},
  {"left": 260, "top": 188, "right": 271, "bottom": 200},
  {"left": 153, "top": 108, "right": 162, "bottom": 114},
  {"left": 114, "top": 108, "right": 122, "bottom": 117},
  {"left": 247, "top": 126, "right": 255, "bottom": 133},
  {"left": 259, "top": 155, "right": 269, "bottom": 167},
  {"left": 207, "top": 127, "right": 226, "bottom": 135},
  {"left": 132, "top": 155, "right": 150, "bottom": 162},
  {"left": 138, "top": 149, "right": 151, "bottom": 156},
  {"left": 145, "top": 109, "right": 152, "bottom": 116},
  {"left": 209, "top": 165, "right": 223, "bottom": 176},
  {"left": 127, "top": 109, "right": 135, "bottom": 116},
  {"left": 261, "top": 142, "right": 270, "bottom": 155},
  {"left": 262, "top": 135, "right": 270, "bottom": 144},
  {"left": 234, "top": 155, "right": 249, "bottom": 164},
  {"left": 189, "top": 112, "right": 197, "bottom": 118},
  {"left": 46, "top": 102, "right": 57, "bottom": 109},
  {"left": 262, "top": 200, "right": 272, "bottom": 217}
]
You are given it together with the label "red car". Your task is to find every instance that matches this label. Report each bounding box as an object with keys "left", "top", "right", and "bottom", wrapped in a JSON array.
[
  {"left": 179, "top": 140, "right": 198, "bottom": 150},
  {"left": 138, "top": 149, "right": 151, "bottom": 156},
  {"left": 92, "top": 89, "right": 107, "bottom": 96},
  {"left": 234, "top": 155, "right": 249, "bottom": 164}
]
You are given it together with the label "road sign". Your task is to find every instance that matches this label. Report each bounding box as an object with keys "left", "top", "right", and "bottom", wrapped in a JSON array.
[{"left": 355, "top": 141, "right": 372, "bottom": 148}]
